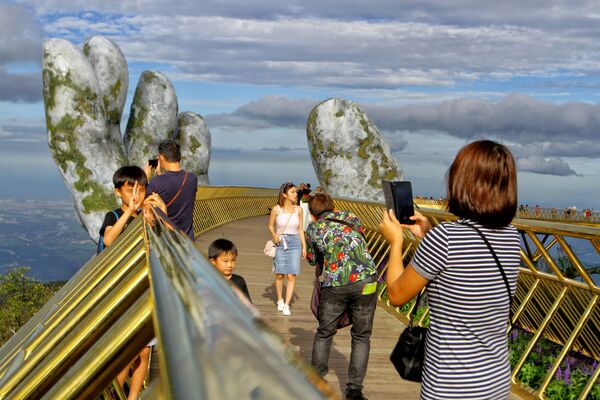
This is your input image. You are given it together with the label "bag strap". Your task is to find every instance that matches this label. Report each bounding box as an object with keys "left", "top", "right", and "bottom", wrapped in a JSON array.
[
  {"left": 458, "top": 221, "right": 514, "bottom": 325},
  {"left": 165, "top": 172, "right": 188, "bottom": 208},
  {"left": 407, "top": 290, "right": 424, "bottom": 328},
  {"left": 325, "top": 217, "right": 366, "bottom": 240},
  {"left": 276, "top": 205, "right": 295, "bottom": 235}
]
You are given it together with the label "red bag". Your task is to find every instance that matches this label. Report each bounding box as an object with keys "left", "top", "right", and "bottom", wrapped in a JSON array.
[{"left": 310, "top": 278, "right": 351, "bottom": 329}]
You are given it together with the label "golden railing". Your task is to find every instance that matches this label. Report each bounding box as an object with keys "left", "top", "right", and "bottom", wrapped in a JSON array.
[
  {"left": 0, "top": 218, "right": 149, "bottom": 399},
  {"left": 190, "top": 186, "right": 600, "bottom": 400},
  {"left": 1, "top": 185, "right": 598, "bottom": 399},
  {"left": 0, "top": 189, "right": 333, "bottom": 399},
  {"left": 414, "top": 198, "right": 600, "bottom": 225}
]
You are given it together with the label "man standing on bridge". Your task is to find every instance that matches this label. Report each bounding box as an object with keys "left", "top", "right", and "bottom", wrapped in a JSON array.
[
  {"left": 306, "top": 192, "right": 377, "bottom": 400},
  {"left": 146, "top": 140, "right": 198, "bottom": 239}
]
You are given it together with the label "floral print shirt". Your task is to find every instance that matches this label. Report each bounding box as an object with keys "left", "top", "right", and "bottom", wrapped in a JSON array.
[{"left": 306, "top": 210, "right": 376, "bottom": 287}]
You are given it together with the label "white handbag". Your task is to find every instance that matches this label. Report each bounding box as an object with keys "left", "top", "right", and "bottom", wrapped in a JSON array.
[{"left": 264, "top": 240, "right": 277, "bottom": 257}]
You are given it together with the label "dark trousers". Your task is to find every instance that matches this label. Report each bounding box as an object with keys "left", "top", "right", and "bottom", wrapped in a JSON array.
[{"left": 311, "top": 275, "right": 377, "bottom": 392}]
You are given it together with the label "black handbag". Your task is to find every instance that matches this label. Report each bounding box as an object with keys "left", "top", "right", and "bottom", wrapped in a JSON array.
[
  {"left": 389, "top": 221, "right": 514, "bottom": 382},
  {"left": 390, "top": 290, "right": 427, "bottom": 382}
]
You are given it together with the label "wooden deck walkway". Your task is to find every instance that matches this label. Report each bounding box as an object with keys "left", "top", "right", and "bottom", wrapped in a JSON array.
[{"left": 195, "top": 215, "right": 421, "bottom": 400}]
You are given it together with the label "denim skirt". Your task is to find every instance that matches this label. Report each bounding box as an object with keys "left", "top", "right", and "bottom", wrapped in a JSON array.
[{"left": 273, "top": 234, "right": 301, "bottom": 275}]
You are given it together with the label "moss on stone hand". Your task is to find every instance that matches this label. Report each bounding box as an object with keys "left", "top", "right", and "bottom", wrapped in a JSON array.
[
  {"left": 323, "top": 169, "right": 333, "bottom": 186},
  {"left": 82, "top": 189, "right": 118, "bottom": 212},
  {"left": 105, "top": 107, "right": 120, "bottom": 124},
  {"left": 43, "top": 67, "right": 99, "bottom": 120},
  {"left": 83, "top": 42, "right": 91, "bottom": 56},
  {"left": 357, "top": 112, "right": 375, "bottom": 159},
  {"left": 326, "top": 142, "right": 336, "bottom": 157},
  {"left": 47, "top": 115, "right": 85, "bottom": 172},
  {"left": 368, "top": 160, "right": 382, "bottom": 188},
  {"left": 383, "top": 169, "right": 397, "bottom": 180},
  {"left": 111, "top": 79, "right": 121, "bottom": 99},
  {"left": 125, "top": 102, "right": 149, "bottom": 136},
  {"left": 189, "top": 136, "right": 202, "bottom": 154},
  {"left": 127, "top": 83, "right": 149, "bottom": 132},
  {"left": 307, "top": 109, "right": 326, "bottom": 161},
  {"left": 141, "top": 71, "right": 159, "bottom": 85},
  {"left": 47, "top": 114, "right": 117, "bottom": 213}
]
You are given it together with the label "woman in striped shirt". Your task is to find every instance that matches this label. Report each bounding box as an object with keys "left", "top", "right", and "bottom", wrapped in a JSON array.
[{"left": 380, "top": 140, "right": 520, "bottom": 399}]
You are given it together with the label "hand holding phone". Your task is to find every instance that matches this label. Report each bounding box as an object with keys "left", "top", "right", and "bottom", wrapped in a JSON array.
[
  {"left": 382, "top": 181, "right": 415, "bottom": 225},
  {"left": 148, "top": 159, "right": 158, "bottom": 168}
]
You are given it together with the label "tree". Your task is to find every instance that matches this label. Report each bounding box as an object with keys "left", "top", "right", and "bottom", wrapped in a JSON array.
[{"left": 0, "top": 267, "right": 60, "bottom": 346}]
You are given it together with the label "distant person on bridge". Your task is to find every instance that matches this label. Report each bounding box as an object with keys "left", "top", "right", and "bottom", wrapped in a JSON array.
[
  {"left": 268, "top": 182, "right": 306, "bottom": 316},
  {"left": 380, "top": 140, "right": 520, "bottom": 400},
  {"left": 306, "top": 192, "right": 377, "bottom": 400},
  {"left": 145, "top": 140, "right": 198, "bottom": 239}
]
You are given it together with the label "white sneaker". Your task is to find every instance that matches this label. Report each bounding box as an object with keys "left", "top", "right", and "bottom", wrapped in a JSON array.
[
  {"left": 282, "top": 304, "right": 291, "bottom": 316},
  {"left": 277, "top": 299, "right": 285, "bottom": 311}
]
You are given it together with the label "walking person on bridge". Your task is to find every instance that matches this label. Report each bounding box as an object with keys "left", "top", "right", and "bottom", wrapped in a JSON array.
[
  {"left": 306, "top": 192, "right": 378, "bottom": 400},
  {"left": 380, "top": 140, "right": 521, "bottom": 400},
  {"left": 268, "top": 182, "right": 306, "bottom": 316}
]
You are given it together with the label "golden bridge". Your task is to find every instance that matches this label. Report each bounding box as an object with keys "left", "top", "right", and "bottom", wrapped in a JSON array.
[{"left": 0, "top": 186, "right": 599, "bottom": 399}]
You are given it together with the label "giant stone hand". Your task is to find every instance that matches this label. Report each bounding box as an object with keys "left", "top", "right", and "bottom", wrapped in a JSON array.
[
  {"left": 42, "top": 36, "right": 211, "bottom": 242},
  {"left": 307, "top": 98, "right": 403, "bottom": 202}
]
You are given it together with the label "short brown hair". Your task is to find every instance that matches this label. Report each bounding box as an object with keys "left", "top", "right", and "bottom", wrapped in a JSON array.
[
  {"left": 277, "top": 182, "right": 296, "bottom": 206},
  {"left": 309, "top": 193, "right": 334, "bottom": 217},
  {"left": 447, "top": 140, "right": 517, "bottom": 228}
]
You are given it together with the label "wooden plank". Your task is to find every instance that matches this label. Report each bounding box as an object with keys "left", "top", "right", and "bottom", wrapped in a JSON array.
[{"left": 195, "top": 215, "right": 421, "bottom": 399}]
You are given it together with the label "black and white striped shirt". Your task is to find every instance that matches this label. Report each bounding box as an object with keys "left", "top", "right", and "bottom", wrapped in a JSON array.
[{"left": 412, "top": 219, "right": 520, "bottom": 400}]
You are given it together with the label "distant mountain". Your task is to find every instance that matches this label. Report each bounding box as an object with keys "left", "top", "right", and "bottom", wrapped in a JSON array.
[{"left": 0, "top": 200, "right": 95, "bottom": 281}]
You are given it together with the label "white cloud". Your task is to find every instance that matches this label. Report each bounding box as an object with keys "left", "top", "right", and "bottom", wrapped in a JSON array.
[
  {"left": 260, "top": 146, "right": 305, "bottom": 152},
  {"left": 362, "top": 94, "right": 600, "bottom": 144},
  {"left": 205, "top": 94, "right": 600, "bottom": 176},
  {"left": 383, "top": 132, "right": 409, "bottom": 152},
  {"left": 15, "top": 7, "right": 600, "bottom": 92},
  {"left": 517, "top": 155, "right": 579, "bottom": 176},
  {"left": 207, "top": 96, "right": 317, "bottom": 130},
  {"left": 0, "top": 121, "right": 46, "bottom": 143}
]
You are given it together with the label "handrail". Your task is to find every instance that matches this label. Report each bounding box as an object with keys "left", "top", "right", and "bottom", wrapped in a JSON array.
[
  {"left": 0, "top": 194, "right": 336, "bottom": 399},
  {"left": 0, "top": 219, "right": 147, "bottom": 398},
  {"left": 414, "top": 197, "right": 600, "bottom": 224},
  {"left": 146, "top": 208, "right": 335, "bottom": 399}
]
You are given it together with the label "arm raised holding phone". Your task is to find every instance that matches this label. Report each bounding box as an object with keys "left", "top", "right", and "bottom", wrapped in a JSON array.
[{"left": 379, "top": 209, "right": 430, "bottom": 306}]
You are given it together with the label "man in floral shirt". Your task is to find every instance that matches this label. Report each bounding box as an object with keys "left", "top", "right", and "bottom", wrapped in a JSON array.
[{"left": 306, "top": 193, "right": 377, "bottom": 400}]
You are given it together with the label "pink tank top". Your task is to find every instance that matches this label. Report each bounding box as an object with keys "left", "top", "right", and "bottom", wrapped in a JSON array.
[{"left": 275, "top": 205, "right": 300, "bottom": 235}]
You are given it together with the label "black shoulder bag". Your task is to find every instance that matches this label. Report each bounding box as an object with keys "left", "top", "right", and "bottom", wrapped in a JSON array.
[
  {"left": 390, "top": 221, "right": 513, "bottom": 382},
  {"left": 389, "top": 289, "right": 428, "bottom": 382}
]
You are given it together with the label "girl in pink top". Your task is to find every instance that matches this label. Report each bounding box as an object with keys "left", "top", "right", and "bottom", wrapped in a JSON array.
[{"left": 268, "top": 182, "right": 307, "bottom": 316}]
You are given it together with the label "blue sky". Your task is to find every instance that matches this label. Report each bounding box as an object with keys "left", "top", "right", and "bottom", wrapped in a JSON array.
[{"left": 2, "top": 1, "right": 600, "bottom": 209}]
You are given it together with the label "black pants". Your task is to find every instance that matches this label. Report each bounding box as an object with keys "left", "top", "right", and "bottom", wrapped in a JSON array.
[{"left": 311, "top": 275, "right": 377, "bottom": 392}]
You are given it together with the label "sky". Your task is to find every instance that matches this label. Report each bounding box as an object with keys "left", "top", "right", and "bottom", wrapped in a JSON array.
[{"left": 1, "top": 1, "right": 600, "bottom": 209}]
